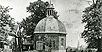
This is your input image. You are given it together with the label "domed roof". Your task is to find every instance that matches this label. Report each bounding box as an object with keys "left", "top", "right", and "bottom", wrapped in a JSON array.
[{"left": 34, "top": 16, "right": 66, "bottom": 34}]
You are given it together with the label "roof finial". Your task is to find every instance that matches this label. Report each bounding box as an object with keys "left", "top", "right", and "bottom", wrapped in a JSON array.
[
  {"left": 50, "top": 0, "right": 51, "bottom": 4},
  {"left": 38, "top": 0, "right": 41, "bottom": 1}
]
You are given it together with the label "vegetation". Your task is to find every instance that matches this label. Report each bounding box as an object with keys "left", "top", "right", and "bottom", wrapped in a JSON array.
[
  {"left": 81, "top": 0, "right": 102, "bottom": 52},
  {"left": 0, "top": 5, "right": 15, "bottom": 45}
]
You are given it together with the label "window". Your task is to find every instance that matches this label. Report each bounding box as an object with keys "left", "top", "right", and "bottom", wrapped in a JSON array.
[
  {"left": 49, "top": 40, "right": 52, "bottom": 47},
  {"left": 61, "top": 38, "right": 64, "bottom": 46},
  {"left": 50, "top": 10, "right": 51, "bottom": 15},
  {"left": 23, "top": 46, "right": 26, "bottom": 50},
  {"left": 48, "top": 10, "right": 49, "bottom": 16},
  {"left": 53, "top": 40, "right": 55, "bottom": 48}
]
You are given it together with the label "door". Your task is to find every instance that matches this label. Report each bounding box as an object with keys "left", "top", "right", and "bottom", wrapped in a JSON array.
[{"left": 36, "top": 41, "right": 43, "bottom": 51}]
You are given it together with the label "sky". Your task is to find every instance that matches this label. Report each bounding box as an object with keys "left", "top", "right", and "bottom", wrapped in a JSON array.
[{"left": 0, "top": 0, "right": 93, "bottom": 48}]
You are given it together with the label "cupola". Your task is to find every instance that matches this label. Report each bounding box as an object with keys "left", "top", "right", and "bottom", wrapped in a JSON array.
[
  {"left": 34, "top": 1, "right": 66, "bottom": 34},
  {"left": 46, "top": 1, "right": 54, "bottom": 17}
]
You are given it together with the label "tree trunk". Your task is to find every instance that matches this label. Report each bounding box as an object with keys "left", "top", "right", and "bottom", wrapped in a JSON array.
[
  {"left": 97, "top": 38, "right": 101, "bottom": 52},
  {"left": 18, "top": 37, "right": 22, "bottom": 52}
]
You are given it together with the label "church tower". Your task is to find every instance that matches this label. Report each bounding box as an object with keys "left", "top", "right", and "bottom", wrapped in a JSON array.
[{"left": 34, "top": 1, "right": 67, "bottom": 52}]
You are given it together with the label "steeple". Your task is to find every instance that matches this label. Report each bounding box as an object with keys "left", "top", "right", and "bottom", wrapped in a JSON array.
[{"left": 47, "top": 0, "right": 54, "bottom": 17}]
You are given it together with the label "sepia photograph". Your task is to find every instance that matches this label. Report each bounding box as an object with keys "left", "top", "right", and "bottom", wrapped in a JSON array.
[{"left": 0, "top": 0, "right": 101, "bottom": 52}]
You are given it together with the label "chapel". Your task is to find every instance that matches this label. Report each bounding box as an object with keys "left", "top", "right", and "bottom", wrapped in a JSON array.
[{"left": 34, "top": 1, "right": 67, "bottom": 52}]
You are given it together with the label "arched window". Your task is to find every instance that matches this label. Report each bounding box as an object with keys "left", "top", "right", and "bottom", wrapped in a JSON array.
[
  {"left": 50, "top": 10, "right": 51, "bottom": 15},
  {"left": 49, "top": 40, "right": 52, "bottom": 47},
  {"left": 47, "top": 10, "right": 49, "bottom": 16},
  {"left": 53, "top": 40, "right": 55, "bottom": 48},
  {"left": 61, "top": 38, "right": 64, "bottom": 46}
]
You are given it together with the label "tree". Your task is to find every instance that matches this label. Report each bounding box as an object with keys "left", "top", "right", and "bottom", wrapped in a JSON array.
[
  {"left": 0, "top": 5, "right": 15, "bottom": 45},
  {"left": 81, "top": 0, "right": 102, "bottom": 52},
  {"left": 21, "top": 0, "right": 58, "bottom": 37}
]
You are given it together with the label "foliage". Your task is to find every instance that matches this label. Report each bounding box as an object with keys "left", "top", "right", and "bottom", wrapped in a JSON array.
[
  {"left": 0, "top": 5, "right": 15, "bottom": 42},
  {"left": 81, "top": 0, "right": 102, "bottom": 52}
]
